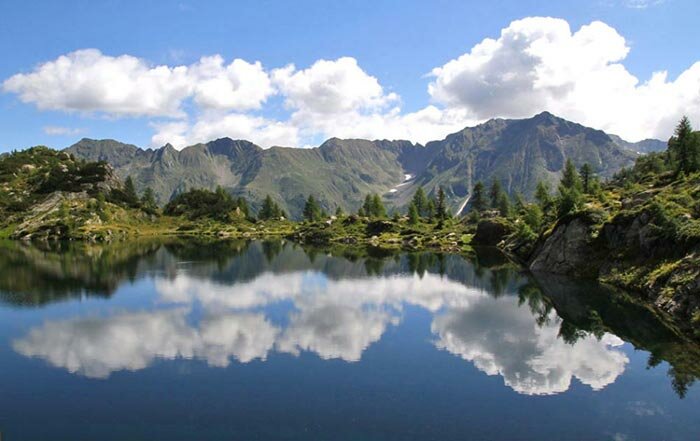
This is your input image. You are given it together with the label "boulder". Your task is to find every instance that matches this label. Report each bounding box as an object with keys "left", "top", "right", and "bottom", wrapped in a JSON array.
[{"left": 472, "top": 219, "right": 510, "bottom": 246}]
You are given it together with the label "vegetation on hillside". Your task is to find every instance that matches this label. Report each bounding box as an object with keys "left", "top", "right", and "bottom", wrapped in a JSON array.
[{"left": 462, "top": 116, "right": 700, "bottom": 335}]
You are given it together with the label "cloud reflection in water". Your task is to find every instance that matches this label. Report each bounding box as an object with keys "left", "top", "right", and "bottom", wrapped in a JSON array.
[{"left": 14, "top": 270, "right": 628, "bottom": 394}]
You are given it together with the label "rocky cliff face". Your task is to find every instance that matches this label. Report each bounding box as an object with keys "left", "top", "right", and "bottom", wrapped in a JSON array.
[
  {"left": 525, "top": 206, "right": 700, "bottom": 334},
  {"left": 528, "top": 215, "right": 599, "bottom": 277}
]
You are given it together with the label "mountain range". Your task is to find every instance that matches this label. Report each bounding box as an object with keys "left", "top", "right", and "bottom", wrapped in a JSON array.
[{"left": 65, "top": 112, "right": 664, "bottom": 219}]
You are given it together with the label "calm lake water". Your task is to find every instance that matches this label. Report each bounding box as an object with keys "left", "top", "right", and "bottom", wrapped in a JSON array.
[{"left": 0, "top": 239, "right": 698, "bottom": 441}]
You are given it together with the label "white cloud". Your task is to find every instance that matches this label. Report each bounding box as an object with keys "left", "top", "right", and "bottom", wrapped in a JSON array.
[
  {"left": 43, "top": 126, "right": 84, "bottom": 136},
  {"left": 189, "top": 55, "right": 274, "bottom": 111},
  {"left": 428, "top": 16, "right": 700, "bottom": 141},
  {"left": 3, "top": 49, "right": 192, "bottom": 117},
  {"left": 5, "top": 16, "right": 700, "bottom": 147},
  {"left": 2, "top": 49, "right": 274, "bottom": 119},
  {"left": 150, "top": 113, "right": 299, "bottom": 148},
  {"left": 273, "top": 57, "right": 397, "bottom": 115}
]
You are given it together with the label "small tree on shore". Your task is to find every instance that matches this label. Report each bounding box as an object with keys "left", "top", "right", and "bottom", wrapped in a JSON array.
[
  {"left": 412, "top": 187, "right": 429, "bottom": 217},
  {"left": 435, "top": 186, "right": 449, "bottom": 222},
  {"left": 303, "top": 195, "right": 321, "bottom": 221},
  {"left": 408, "top": 202, "right": 419, "bottom": 225},
  {"left": 471, "top": 181, "right": 488, "bottom": 212}
]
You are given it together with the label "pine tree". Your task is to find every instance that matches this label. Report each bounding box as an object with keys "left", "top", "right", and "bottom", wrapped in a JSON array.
[
  {"left": 497, "top": 192, "right": 512, "bottom": 218},
  {"left": 558, "top": 160, "right": 584, "bottom": 217},
  {"left": 489, "top": 179, "right": 503, "bottom": 208},
  {"left": 535, "top": 180, "right": 552, "bottom": 211},
  {"left": 670, "top": 116, "right": 698, "bottom": 174},
  {"left": 361, "top": 194, "right": 373, "bottom": 217},
  {"left": 123, "top": 176, "right": 139, "bottom": 207},
  {"left": 561, "top": 159, "right": 582, "bottom": 191},
  {"left": 370, "top": 194, "right": 386, "bottom": 218},
  {"left": 303, "top": 195, "right": 321, "bottom": 221},
  {"left": 408, "top": 202, "right": 419, "bottom": 225},
  {"left": 557, "top": 186, "right": 583, "bottom": 217},
  {"left": 436, "top": 186, "right": 448, "bottom": 221},
  {"left": 579, "top": 163, "right": 593, "bottom": 194},
  {"left": 335, "top": 206, "right": 344, "bottom": 217},
  {"left": 426, "top": 199, "right": 435, "bottom": 222},
  {"left": 471, "top": 181, "right": 488, "bottom": 212},
  {"left": 412, "top": 187, "right": 428, "bottom": 217},
  {"left": 141, "top": 187, "right": 157, "bottom": 213},
  {"left": 259, "top": 195, "right": 276, "bottom": 220}
]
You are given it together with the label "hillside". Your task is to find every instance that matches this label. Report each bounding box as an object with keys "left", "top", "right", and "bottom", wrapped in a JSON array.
[
  {"left": 0, "top": 147, "right": 166, "bottom": 241},
  {"left": 66, "top": 112, "right": 643, "bottom": 219},
  {"left": 467, "top": 121, "right": 700, "bottom": 337}
]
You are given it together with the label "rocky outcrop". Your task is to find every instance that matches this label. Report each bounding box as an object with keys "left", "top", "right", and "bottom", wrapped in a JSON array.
[
  {"left": 11, "top": 192, "right": 92, "bottom": 240},
  {"left": 528, "top": 215, "right": 599, "bottom": 277},
  {"left": 525, "top": 207, "right": 699, "bottom": 335}
]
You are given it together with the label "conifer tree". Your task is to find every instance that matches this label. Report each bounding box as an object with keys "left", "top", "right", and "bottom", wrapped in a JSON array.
[
  {"left": 412, "top": 187, "right": 429, "bottom": 217},
  {"left": 361, "top": 194, "right": 373, "bottom": 216},
  {"left": 560, "top": 159, "right": 582, "bottom": 191},
  {"left": 234, "top": 197, "right": 249, "bottom": 218},
  {"left": 408, "top": 202, "right": 419, "bottom": 225},
  {"left": 436, "top": 186, "right": 448, "bottom": 221},
  {"left": 426, "top": 199, "right": 435, "bottom": 222},
  {"left": 579, "top": 163, "right": 593, "bottom": 194},
  {"left": 303, "top": 195, "right": 321, "bottom": 221},
  {"left": 497, "top": 192, "right": 512, "bottom": 218},
  {"left": 489, "top": 179, "right": 503, "bottom": 208},
  {"left": 141, "top": 187, "right": 157, "bottom": 213},
  {"left": 123, "top": 176, "right": 139, "bottom": 207},
  {"left": 471, "top": 181, "right": 488, "bottom": 212},
  {"left": 259, "top": 195, "right": 277, "bottom": 220},
  {"left": 670, "top": 116, "right": 699, "bottom": 174},
  {"left": 370, "top": 194, "right": 386, "bottom": 218},
  {"left": 535, "top": 180, "right": 552, "bottom": 211}
]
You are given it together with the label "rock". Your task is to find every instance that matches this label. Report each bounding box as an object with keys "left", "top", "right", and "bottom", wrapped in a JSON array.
[
  {"left": 528, "top": 216, "right": 597, "bottom": 277},
  {"left": 472, "top": 219, "right": 510, "bottom": 246}
]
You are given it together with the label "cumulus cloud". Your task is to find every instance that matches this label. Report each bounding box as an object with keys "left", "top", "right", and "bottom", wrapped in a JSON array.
[
  {"left": 3, "top": 49, "right": 192, "bottom": 117},
  {"left": 189, "top": 55, "right": 274, "bottom": 111},
  {"left": 5, "top": 16, "right": 700, "bottom": 147},
  {"left": 2, "top": 49, "right": 274, "bottom": 118},
  {"left": 273, "top": 57, "right": 397, "bottom": 115},
  {"left": 428, "top": 16, "right": 700, "bottom": 141}
]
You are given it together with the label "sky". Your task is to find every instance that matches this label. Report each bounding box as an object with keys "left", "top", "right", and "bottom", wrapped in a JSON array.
[{"left": 1, "top": 0, "right": 699, "bottom": 152}]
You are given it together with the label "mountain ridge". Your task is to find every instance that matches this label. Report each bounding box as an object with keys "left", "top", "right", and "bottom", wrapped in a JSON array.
[{"left": 65, "top": 112, "right": 657, "bottom": 219}]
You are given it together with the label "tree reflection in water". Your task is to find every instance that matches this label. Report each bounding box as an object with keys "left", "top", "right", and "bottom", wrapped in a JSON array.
[{"left": 1, "top": 239, "right": 697, "bottom": 397}]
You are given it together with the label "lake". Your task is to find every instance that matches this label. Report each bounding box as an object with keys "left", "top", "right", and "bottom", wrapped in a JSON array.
[{"left": 0, "top": 239, "right": 698, "bottom": 440}]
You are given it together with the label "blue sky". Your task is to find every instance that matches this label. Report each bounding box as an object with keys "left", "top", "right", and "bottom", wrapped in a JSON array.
[{"left": 1, "top": 0, "right": 699, "bottom": 152}]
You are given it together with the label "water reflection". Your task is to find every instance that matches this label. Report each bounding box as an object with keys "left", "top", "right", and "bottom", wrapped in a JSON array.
[
  {"left": 2, "top": 239, "right": 698, "bottom": 397},
  {"left": 432, "top": 300, "right": 627, "bottom": 395},
  {"left": 14, "top": 309, "right": 278, "bottom": 378}
]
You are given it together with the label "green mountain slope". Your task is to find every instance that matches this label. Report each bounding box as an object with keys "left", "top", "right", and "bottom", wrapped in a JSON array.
[{"left": 66, "top": 112, "right": 643, "bottom": 219}]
